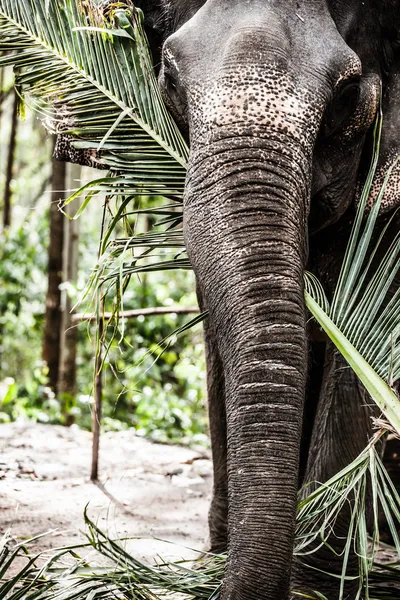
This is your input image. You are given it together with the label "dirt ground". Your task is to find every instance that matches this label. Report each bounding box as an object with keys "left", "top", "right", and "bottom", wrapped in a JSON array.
[
  {"left": 2, "top": 421, "right": 399, "bottom": 582},
  {"left": 0, "top": 422, "right": 212, "bottom": 563}
]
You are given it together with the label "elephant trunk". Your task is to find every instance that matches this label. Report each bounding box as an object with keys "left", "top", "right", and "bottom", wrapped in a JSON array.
[{"left": 184, "top": 135, "right": 310, "bottom": 599}]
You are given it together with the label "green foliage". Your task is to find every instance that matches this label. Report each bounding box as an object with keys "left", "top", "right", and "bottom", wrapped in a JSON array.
[
  {"left": 74, "top": 264, "right": 207, "bottom": 443},
  {"left": 131, "top": 337, "right": 207, "bottom": 445},
  {"left": 0, "top": 366, "right": 62, "bottom": 424},
  {"left": 305, "top": 115, "right": 400, "bottom": 436},
  {"left": 0, "top": 208, "right": 66, "bottom": 425},
  {"left": 0, "top": 212, "right": 47, "bottom": 382},
  {"left": 0, "top": 201, "right": 206, "bottom": 441}
]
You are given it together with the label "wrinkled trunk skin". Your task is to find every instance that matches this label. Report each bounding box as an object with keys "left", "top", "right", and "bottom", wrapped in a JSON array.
[
  {"left": 184, "top": 133, "right": 311, "bottom": 599},
  {"left": 197, "top": 285, "right": 229, "bottom": 554}
]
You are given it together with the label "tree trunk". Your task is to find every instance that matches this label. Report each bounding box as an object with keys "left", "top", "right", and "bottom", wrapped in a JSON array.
[
  {"left": 58, "top": 164, "right": 81, "bottom": 424},
  {"left": 42, "top": 147, "right": 66, "bottom": 393},
  {"left": 3, "top": 89, "right": 18, "bottom": 229},
  {"left": 90, "top": 201, "right": 109, "bottom": 481},
  {"left": 0, "top": 66, "right": 4, "bottom": 134},
  {"left": 91, "top": 312, "right": 103, "bottom": 481}
]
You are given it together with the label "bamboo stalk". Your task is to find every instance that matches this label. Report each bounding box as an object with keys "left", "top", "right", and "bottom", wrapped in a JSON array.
[{"left": 91, "top": 199, "right": 108, "bottom": 482}]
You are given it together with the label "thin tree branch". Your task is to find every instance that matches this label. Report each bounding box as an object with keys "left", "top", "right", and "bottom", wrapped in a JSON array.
[{"left": 73, "top": 306, "right": 200, "bottom": 324}]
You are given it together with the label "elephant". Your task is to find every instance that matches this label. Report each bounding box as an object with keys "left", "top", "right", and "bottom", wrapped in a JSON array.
[
  {"left": 136, "top": 1, "right": 400, "bottom": 599},
  {"left": 59, "top": 1, "right": 400, "bottom": 598}
]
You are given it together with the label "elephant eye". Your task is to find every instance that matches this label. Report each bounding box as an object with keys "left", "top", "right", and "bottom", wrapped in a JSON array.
[
  {"left": 159, "top": 63, "right": 189, "bottom": 134},
  {"left": 164, "top": 69, "right": 178, "bottom": 93},
  {"left": 324, "top": 78, "right": 361, "bottom": 136}
]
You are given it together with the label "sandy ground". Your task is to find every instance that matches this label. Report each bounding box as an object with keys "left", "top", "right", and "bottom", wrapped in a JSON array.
[
  {"left": 0, "top": 422, "right": 212, "bottom": 564},
  {"left": 2, "top": 421, "right": 399, "bottom": 589}
]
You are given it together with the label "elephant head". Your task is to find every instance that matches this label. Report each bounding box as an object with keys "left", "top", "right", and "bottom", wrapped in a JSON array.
[{"left": 137, "top": 1, "right": 400, "bottom": 598}]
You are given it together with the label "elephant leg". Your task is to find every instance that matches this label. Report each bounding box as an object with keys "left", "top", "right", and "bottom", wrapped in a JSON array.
[
  {"left": 198, "top": 286, "right": 228, "bottom": 554},
  {"left": 292, "top": 342, "right": 381, "bottom": 599}
]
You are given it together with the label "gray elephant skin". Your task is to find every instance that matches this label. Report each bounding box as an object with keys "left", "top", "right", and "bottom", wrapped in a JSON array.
[{"left": 134, "top": 2, "right": 400, "bottom": 599}]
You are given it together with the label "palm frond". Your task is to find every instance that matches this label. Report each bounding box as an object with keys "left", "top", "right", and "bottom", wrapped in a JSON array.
[
  {"left": 0, "top": 0, "right": 190, "bottom": 350},
  {"left": 295, "top": 432, "right": 400, "bottom": 600},
  {"left": 0, "top": 0, "right": 188, "bottom": 198},
  {"left": 305, "top": 114, "right": 400, "bottom": 434},
  {"left": 304, "top": 115, "right": 400, "bottom": 595},
  {"left": 1, "top": 497, "right": 400, "bottom": 600}
]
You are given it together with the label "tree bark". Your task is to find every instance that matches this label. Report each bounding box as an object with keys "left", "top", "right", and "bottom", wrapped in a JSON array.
[
  {"left": 58, "top": 164, "right": 81, "bottom": 424},
  {"left": 0, "top": 66, "right": 4, "bottom": 135},
  {"left": 42, "top": 148, "right": 66, "bottom": 392},
  {"left": 91, "top": 311, "right": 103, "bottom": 481},
  {"left": 3, "top": 89, "right": 18, "bottom": 229}
]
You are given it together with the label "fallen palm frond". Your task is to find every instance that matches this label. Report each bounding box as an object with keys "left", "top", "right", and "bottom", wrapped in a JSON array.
[
  {"left": 1, "top": 505, "right": 400, "bottom": 600},
  {"left": 303, "top": 114, "right": 400, "bottom": 598},
  {"left": 295, "top": 430, "right": 400, "bottom": 600}
]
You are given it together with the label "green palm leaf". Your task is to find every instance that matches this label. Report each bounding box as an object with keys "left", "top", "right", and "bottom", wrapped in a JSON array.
[
  {"left": 0, "top": 0, "right": 188, "bottom": 200},
  {"left": 0, "top": 0, "right": 188, "bottom": 309},
  {"left": 305, "top": 116, "right": 400, "bottom": 435}
]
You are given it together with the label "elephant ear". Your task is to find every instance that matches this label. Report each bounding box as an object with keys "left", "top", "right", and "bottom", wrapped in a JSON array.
[
  {"left": 329, "top": 0, "right": 400, "bottom": 214},
  {"left": 366, "top": 53, "right": 400, "bottom": 213},
  {"left": 360, "top": 3, "right": 400, "bottom": 214}
]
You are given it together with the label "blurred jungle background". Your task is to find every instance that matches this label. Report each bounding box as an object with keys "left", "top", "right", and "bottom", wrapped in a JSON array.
[{"left": 0, "top": 66, "right": 208, "bottom": 448}]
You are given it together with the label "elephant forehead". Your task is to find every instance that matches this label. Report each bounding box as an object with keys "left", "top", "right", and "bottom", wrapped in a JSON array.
[{"left": 187, "top": 67, "right": 323, "bottom": 148}]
